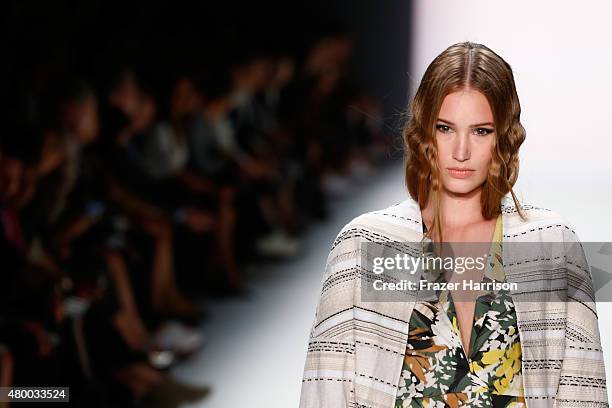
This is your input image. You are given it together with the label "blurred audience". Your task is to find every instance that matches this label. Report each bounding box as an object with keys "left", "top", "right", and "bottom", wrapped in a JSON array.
[{"left": 0, "top": 15, "right": 392, "bottom": 408}]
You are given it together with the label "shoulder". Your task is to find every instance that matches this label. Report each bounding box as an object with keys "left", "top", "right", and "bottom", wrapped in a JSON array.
[
  {"left": 321, "top": 198, "right": 423, "bottom": 291},
  {"left": 500, "top": 196, "right": 581, "bottom": 242},
  {"left": 330, "top": 197, "right": 423, "bottom": 251}
]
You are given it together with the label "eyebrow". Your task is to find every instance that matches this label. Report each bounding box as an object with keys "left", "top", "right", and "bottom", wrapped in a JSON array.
[{"left": 437, "top": 118, "right": 495, "bottom": 127}]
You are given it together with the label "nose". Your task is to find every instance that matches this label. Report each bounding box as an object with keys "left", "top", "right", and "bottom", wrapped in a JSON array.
[{"left": 452, "top": 131, "right": 470, "bottom": 162}]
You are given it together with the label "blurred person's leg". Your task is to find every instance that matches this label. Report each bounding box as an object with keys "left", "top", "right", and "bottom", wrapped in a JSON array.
[
  {"left": 276, "top": 173, "right": 304, "bottom": 235},
  {"left": 84, "top": 297, "right": 210, "bottom": 407},
  {"left": 140, "top": 217, "right": 199, "bottom": 320},
  {"left": 170, "top": 179, "right": 243, "bottom": 296},
  {"left": 3, "top": 322, "right": 62, "bottom": 391},
  {"left": 0, "top": 346, "right": 13, "bottom": 408},
  {"left": 259, "top": 147, "right": 304, "bottom": 235},
  {"left": 173, "top": 223, "right": 214, "bottom": 298},
  {"left": 230, "top": 184, "right": 265, "bottom": 263},
  {"left": 105, "top": 250, "right": 149, "bottom": 351},
  {"left": 253, "top": 181, "right": 301, "bottom": 258},
  {"left": 83, "top": 297, "right": 154, "bottom": 406},
  {"left": 216, "top": 186, "right": 243, "bottom": 291}
]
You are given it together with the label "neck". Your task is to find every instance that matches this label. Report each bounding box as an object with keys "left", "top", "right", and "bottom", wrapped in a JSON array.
[{"left": 422, "top": 186, "right": 485, "bottom": 229}]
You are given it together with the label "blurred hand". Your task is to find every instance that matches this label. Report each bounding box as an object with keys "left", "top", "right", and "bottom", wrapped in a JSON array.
[
  {"left": 140, "top": 216, "right": 173, "bottom": 240},
  {"left": 181, "top": 172, "right": 219, "bottom": 195},
  {"left": 219, "top": 186, "right": 237, "bottom": 203},
  {"left": 243, "top": 158, "right": 278, "bottom": 180},
  {"left": 23, "top": 321, "right": 54, "bottom": 358},
  {"left": 183, "top": 208, "right": 216, "bottom": 233}
]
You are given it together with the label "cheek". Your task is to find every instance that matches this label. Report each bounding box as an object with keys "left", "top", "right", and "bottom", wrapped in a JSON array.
[
  {"left": 475, "top": 148, "right": 493, "bottom": 173},
  {"left": 434, "top": 139, "right": 451, "bottom": 160}
]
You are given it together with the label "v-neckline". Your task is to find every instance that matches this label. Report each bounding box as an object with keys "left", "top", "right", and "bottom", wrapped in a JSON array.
[{"left": 421, "top": 213, "right": 503, "bottom": 358}]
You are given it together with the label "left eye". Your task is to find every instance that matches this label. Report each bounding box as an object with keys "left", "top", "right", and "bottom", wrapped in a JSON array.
[{"left": 474, "top": 128, "right": 493, "bottom": 136}]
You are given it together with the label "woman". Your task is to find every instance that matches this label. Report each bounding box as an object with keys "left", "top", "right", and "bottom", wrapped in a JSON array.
[{"left": 299, "top": 42, "right": 608, "bottom": 408}]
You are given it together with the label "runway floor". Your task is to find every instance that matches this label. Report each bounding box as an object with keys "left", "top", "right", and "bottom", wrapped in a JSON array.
[{"left": 171, "top": 162, "right": 407, "bottom": 407}]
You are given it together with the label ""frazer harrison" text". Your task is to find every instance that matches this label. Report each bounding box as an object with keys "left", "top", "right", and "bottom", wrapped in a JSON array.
[{"left": 372, "top": 279, "right": 517, "bottom": 291}]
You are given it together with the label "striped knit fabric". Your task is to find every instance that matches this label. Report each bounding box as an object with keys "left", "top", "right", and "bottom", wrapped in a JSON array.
[{"left": 299, "top": 194, "right": 608, "bottom": 408}]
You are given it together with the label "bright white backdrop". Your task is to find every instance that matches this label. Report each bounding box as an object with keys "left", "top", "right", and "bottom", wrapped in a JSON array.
[{"left": 411, "top": 0, "right": 612, "bottom": 391}]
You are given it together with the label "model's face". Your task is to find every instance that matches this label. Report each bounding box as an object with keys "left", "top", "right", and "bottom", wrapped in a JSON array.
[{"left": 435, "top": 88, "right": 495, "bottom": 196}]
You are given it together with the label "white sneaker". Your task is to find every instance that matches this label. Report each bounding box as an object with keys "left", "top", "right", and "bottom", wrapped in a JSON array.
[
  {"left": 349, "top": 159, "right": 376, "bottom": 183},
  {"left": 148, "top": 321, "right": 205, "bottom": 356},
  {"left": 149, "top": 349, "right": 176, "bottom": 369},
  {"left": 255, "top": 230, "right": 301, "bottom": 258},
  {"left": 321, "top": 173, "right": 355, "bottom": 199}
]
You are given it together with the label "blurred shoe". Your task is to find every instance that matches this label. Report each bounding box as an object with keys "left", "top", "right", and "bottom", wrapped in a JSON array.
[
  {"left": 244, "top": 263, "right": 259, "bottom": 278},
  {"left": 209, "top": 280, "right": 250, "bottom": 299},
  {"left": 141, "top": 377, "right": 211, "bottom": 408},
  {"left": 163, "top": 295, "right": 208, "bottom": 325},
  {"left": 226, "top": 279, "right": 249, "bottom": 295},
  {"left": 148, "top": 321, "right": 205, "bottom": 357},
  {"left": 321, "top": 173, "right": 355, "bottom": 199},
  {"left": 255, "top": 229, "right": 301, "bottom": 258},
  {"left": 63, "top": 296, "right": 90, "bottom": 318},
  {"left": 349, "top": 159, "right": 376, "bottom": 183},
  {"left": 148, "top": 349, "right": 176, "bottom": 370}
]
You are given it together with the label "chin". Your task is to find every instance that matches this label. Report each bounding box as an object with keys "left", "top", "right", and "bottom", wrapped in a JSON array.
[{"left": 441, "top": 179, "right": 483, "bottom": 196}]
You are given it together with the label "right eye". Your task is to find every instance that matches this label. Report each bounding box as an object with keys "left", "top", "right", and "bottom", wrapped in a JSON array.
[{"left": 436, "top": 124, "right": 451, "bottom": 133}]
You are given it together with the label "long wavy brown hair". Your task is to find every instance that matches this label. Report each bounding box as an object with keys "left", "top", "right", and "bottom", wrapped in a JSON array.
[{"left": 403, "top": 41, "right": 527, "bottom": 242}]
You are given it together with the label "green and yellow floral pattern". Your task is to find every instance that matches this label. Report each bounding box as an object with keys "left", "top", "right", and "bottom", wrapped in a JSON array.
[{"left": 395, "top": 215, "right": 525, "bottom": 408}]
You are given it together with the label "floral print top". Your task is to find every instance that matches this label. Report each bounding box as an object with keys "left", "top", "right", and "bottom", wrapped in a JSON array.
[{"left": 395, "top": 214, "right": 525, "bottom": 408}]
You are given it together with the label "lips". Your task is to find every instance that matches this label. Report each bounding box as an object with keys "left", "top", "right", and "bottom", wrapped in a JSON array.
[{"left": 447, "top": 168, "right": 474, "bottom": 178}]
